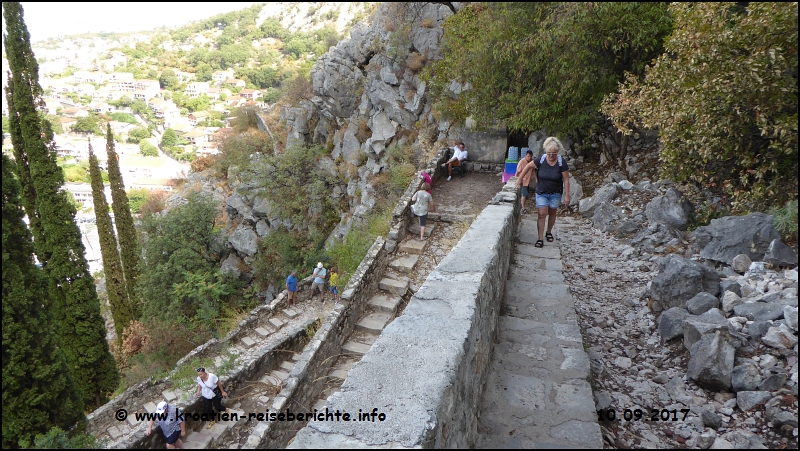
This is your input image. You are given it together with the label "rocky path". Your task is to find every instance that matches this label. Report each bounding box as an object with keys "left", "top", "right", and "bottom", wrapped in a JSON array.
[{"left": 475, "top": 215, "right": 602, "bottom": 448}]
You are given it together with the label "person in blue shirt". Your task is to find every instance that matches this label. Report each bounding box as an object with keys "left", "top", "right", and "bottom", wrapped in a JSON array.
[{"left": 286, "top": 270, "right": 298, "bottom": 307}]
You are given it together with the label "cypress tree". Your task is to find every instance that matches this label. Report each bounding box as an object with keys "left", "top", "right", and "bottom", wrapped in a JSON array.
[
  {"left": 89, "top": 142, "right": 132, "bottom": 343},
  {"left": 105, "top": 124, "right": 140, "bottom": 313},
  {"left": 2, "top": 155, "right": 85, "bottom": 448},
  {"left": 3, "top": 2, "right": 119, "bottom": 408}
]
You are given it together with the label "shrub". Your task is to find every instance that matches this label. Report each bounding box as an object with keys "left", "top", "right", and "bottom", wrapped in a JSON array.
[
  {"left": 405, "top": 52, "right": 427, "bottom": 72},
  {"left": 140, "top": 190, "right": 168, "bottom": 216},
  {"left": 127, "top": 188, "right": 149, "bottom": 214},
  {"left": 768, "top": 199, "right": 798, "bottom": 243}
]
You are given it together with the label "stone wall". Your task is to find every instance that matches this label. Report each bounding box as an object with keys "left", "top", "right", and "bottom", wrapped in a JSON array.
[
  {"left": 463, "top": 128, "right": 508, "bottom": 162},
  {"left": 289, "top": 180, "right": 521, "bottom": 448},
  {"left": 243, "top": 237, "right": 390, "bottom": 448}
]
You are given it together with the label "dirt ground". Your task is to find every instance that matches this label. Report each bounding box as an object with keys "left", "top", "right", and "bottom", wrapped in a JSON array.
[{"left": 431, "top": 171, "right": 506, "bottom": 216}]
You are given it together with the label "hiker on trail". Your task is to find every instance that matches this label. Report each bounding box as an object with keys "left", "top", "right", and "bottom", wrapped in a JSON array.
[
  {"left": 146, "top": 401, "right": 185, "bottom": 449},
  {"left": 411, "top": 182, "right": 434, "bottom": 241},
  {"left": 420, "top": 170, "right": 432, "bottom": 193},
  {"left": 441, "top": 141, "right": 467, "bottom": 181},
  {"left": 311, "top": 262, "right": 327, "bottom": 302},
  {"left": 515, "top": 137, "right": 570, "bottom": 248},
  {"left": 286, "top": 270, "right": 298, "bottom": 307},
  {"left": 329, "top": 265, "right": 340, "bottom": 303},
  {"left": 195, "top": 367, "right": 228, "bottom": 429},
  {"left": 515, "top": 149, "right": 536, "bottom": 214}
]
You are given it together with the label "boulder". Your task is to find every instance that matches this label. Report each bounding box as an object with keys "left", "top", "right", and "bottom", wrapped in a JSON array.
[
  {"left": 592, "top": 202, "right": 624, "bottom": 233},
  {"left": 645, "top": 187, "right": 695, "bottom": 230},
  {"left": 631, "top": 222, "right": 679, "bottom": 251},
  {"left": 228, "top": 224, "right": 259, "bottom": 256},
  {"left": 579, "top": 183, "right": 618, "bottom": 217},
  {"left": 736, "top": 391, "right": 772, "bottom": 412},
  {"left": 683, "top": 308, "right": 728, "bottom": 350},
  {"left": 565, "top": 175, "right": 584, "bottom": 207},
  {"left": 649, "top": 255, "right": 721, "bottom": 309},
  {"left": 731, "top": 361, "right": 762, "bottom": 392},
  {"left": 721, "top": 291, "right": 744, "bottom": 314},
  {"left": 764, "top": 239, "right": 798, "bottom": 267},
  {"left": 784, "top": 305, "right": 798, "bottom": 332},
  {"left": 695, "top": 213, "right": 780, "bottom": 265},
  {"left": 658, "top": 307, "right": 691, "bottom": 341},
  {"left": 747, "top": 320, "right": 773, "bottom": 340},
  {"left": 762, "top": 324, "right": 798, "bottom": 350},
  {"left": 758, "top": 373, "right": 787, "bottom": 391},
  {"left": 733, "top": 302, "right": 786, "bottom": 322},
  {"left": 719, "top": 279, "right": 742, "bottom": 297},
  {"left": 700, "top": 407, "right": 722, "bottom": 430},
  {"left": 686, "top": 292, "right": 720, "bottom": 315},
  {"left": 687, "top": 330, "right": 736, "bottom": 391},
  {"left": 220, "top": 253, "right": 244, "bottom": 279},
  {"left": 731, "top": 254, "right": 752, "bottom": 274}
]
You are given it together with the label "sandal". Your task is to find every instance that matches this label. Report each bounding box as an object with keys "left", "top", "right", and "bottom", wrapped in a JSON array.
[
  {"left": 535, "top": 240, "right": 544, "bottom": 248},
  {"left": 521, "top": 208, "right": 528, "bottom": 214},
  {"left": 545, "top": 232, "right": 554, "bottom": 242}
]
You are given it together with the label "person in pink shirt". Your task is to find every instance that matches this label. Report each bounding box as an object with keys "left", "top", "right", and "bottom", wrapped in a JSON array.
[
  {"left": 515, "top": 150, "right": 535, "bottom": 213},
  {"left": 420, "top": 170, "right": 432, "bottom": 193}
]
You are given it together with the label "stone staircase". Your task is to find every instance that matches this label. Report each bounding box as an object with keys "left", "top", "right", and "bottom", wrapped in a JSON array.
[
  {"left": 308, "top": 228, "right": 424, "bottom": 412},
  {"left": 475, "top": 215, "right": 602, "bottom": 448},
  {"left": 99, "top": 303, "right": 318, "bottom": 448}
]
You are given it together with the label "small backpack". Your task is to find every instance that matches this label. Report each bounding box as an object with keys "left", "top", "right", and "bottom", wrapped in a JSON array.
[{"left": 539, "top": 154, "right": 564, "bottom": 167}]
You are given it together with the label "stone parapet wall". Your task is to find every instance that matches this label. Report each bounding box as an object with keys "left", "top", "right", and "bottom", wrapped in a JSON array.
[
  {"left": 289, "top": 180, "right": 521, "bottom": 448},
  {"left": 243, "top": 237, "right": 389, "bottom": 448}
]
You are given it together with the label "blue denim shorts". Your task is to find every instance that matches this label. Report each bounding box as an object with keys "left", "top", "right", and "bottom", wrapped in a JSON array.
[{"left": 535, "top": 193, "right": 562, "bottom": 209}]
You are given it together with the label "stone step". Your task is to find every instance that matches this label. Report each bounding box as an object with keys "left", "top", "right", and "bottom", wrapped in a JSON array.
[
  {"left": 389, "top": 255, "right": 420, "bottom": 274},
  {"left": 330, "top": 368, "right": 349, "bottom": 380},
  {"left": 254, "top": 326, "right": 272, "bottom": 338},
  {"left": 379, "top": 277, "right": 409, "bottom": 296},
  {"left": 272, "top": 370, "right": 290, "bottom": 380},
  {"left": 408, "top": 222, "right": 435, "bottom": 238},
  {"left": 342, "top": 340, "right": 372, "bottom": 356},
  {"left": 368, "top": 294, "right": 402, "bottom": 314},
  {"left": 143, "top": 401, "right": 158, "bottom": 414},
  {"left": 260, "top": 374, "right": 281, "bottom": 386},
  {"left": 241, "top": 336, "right": 257, "bottom": 348},
  {"left": 162, "top": 390, "right": 178, "bottom": 402},
  {"left": 184, "top": 431, "right": 213, "bottom": 449},
  {"left": 107, "top": 425, "right": 124, "bottom": 439},
  {"left": 283, "top": 308, "right": 299, "bottom": 319},
  {"left": 279, "top": 360, "right": 294, "bottom": 372},
  {"left": 268, "top": 317, "right": 285, "bottom": 330},
  {"left": 398, "top": 239, "right": 427, "bottom": 255},
  {"left": 355, "top": 313, "right": 394, "bottom": 335}
]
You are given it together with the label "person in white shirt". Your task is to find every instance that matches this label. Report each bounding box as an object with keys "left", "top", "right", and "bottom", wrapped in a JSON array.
[
  {"left": 441, "top": 141, "right": 468, "bottom": 181},
  {"left": 195, "top": 367, "right": 228, "bottom": 429}
]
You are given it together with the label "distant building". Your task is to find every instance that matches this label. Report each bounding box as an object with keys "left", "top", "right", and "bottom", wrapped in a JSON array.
[{"left": 185, "top": 82, "right": 210, "bottom": 98}]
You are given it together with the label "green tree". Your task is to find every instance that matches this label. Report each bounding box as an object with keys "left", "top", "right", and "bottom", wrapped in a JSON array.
[
  {"left": 72, "top": 115, "right": 102, "bottom": 135},
  {"left": 88, "top": 143, "right": 132, "bottom": 344},
  {"left": 139, "top": 140, "right": 158, "bottom": 157},
  {"left": 105, "top": 125, "right": 140, "bottom": 307},
  {"left": 424, "top": 2, "right": 672, "bottom": 139},
  {"left": 159, "top": 68, "right": 180, "bottom": 91},
  {"left": 602, "top": 2, "right": 798, "bottom": 210},
  {"left": 4, "top": 2, "right": 118, "bottom": 408},
  {"left": 161, "top": 128, "right": 178, "bottom": 147},
  {"left": 2, "top": 155, "right": 84, "bottom": 449},
  {"left": 127, "top": 125, "right": 150, "bottom": 143}
]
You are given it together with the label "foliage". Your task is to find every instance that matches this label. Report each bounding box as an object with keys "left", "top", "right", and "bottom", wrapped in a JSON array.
[
  {"left": 4, "top": 1, "right": 118, "bottom": 409},
  {"left": 126, "top": 126, "right": 150, "bottom": 144},
  {"left": 126, "top": 188, "right": 149, "bottom": 214},
  {"left": 768, "top": 199, "right": 798, "bottom": 243},
  {"left": 229, "top": 104, "right": 261, "bottom": 132},
  {"left": 159, "top": 68, "right": 180, "bottom": 91},
  {"left": 424, "top": 2, "right": 673, "bottom": 136},
  {"left": 161, "top": 128, "right": 178, "bottom": 147},
  {"left": 72, "top": 115, "right": 103, "bottom": 135},
  {"left": 213, "top": 128, "right": 272, "bottom": 178},
  {"left": 109, "top": 112, "right": 137, "bottom": 124},
  {"left": 27, "top": 427, "right": 103, "bottom": 449},
  {"left": 601, "top": 2, "right": 798, "bottom": 211},
  {"left": 139, "top": 140, "right": 159, "bottom": 157},
  {"left": 44, "top": 114, "right": 63, "bottom": 134},
  {"left": 105, "top": 124, "right": 140, "bottom": 309},
  {"left": 2, "top": 154, "right": 84, "bottom": 449},
  {"left": 88, "top": 144, "right": 132, "bottom": 343},
  {"left": 137, "top": 193, "right": 238, "bottom": 335}
]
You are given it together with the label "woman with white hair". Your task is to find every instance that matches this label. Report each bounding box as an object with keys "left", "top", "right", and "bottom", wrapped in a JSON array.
[{"left": 515, "top": 137, "right": 571, "bottom": 248}]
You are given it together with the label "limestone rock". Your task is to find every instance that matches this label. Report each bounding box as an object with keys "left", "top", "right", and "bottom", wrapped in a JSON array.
[
  {"left": 731, "top": 254, "right": 752, "bottom": 274},
  {"left": 659, "top": 307, "right": 691, "bottom": 341},
  {"left": 784, "top": 305, "right": 798, "bottom": 332},
  {"left": 762, "top": 323, "right": 798, "bottom": 349},
  {"left": 649, "top": 255, "right": 721, "bottom": 310},
  {"left": 645, "top": 188, "right": 695, "bottom": 230},
  {"left": 695, "top": 213, "right": 780, "bottom": 265},
  {"left": 736, "top": 391, "right": 771, "bottom": 412},
  {"left": 579, "top": 183, "right": 618, "bottom": 217},
  {"left": 228, "top": 224, "right": 259, "bottom": 256},
  {"left": 764, "top": 239, "right": 798, "bottom": 267},
  {"left": 686, "top": 292, "right": 720, "bottom": 315},
  {"left": 721, "top": 291, "right": 743, "bottom": 314},
  {"left": 731, "top": 361, "right": 762, "bottom": 392},
  {"left": 687, "top": 330, "right": 735, "bottom": 391},
  {"left": 733, "top": 302, "right": 786, "bottom": 322}
]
